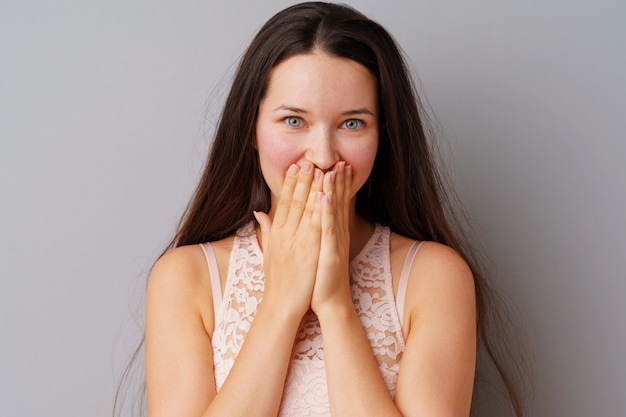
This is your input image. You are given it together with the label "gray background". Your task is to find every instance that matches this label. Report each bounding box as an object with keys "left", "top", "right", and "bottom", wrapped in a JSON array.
[{"left": 1, "top": 0, "right": 624, "bottom": 416}]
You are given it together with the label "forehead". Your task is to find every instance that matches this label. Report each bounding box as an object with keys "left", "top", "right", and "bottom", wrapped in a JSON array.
[{"left": 263, "top": 53, "right": 378, "bottom": 111}]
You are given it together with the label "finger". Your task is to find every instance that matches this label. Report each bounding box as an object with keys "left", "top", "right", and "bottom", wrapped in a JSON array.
[
  {"left": 297, "top": 188, "right": 323, "bottom": 278},
  {"left": 334, "top": 161, "right": 346, "bottom": 206},
  {"left": 308, "top": 191, "right": 324, "bottom": 245},
  {"left": 322, "top": 168, "right": 336, "bottom": 195},
  {"left": 322, "top": 170, "right": 338, "bottom": 221},
  {"left": 322, "top": 169, "right": 339, "bottom": 236},
  {"left": 311, "top": 167, "right": 323, "bottom": 194},
  {"left": 320, "top": 190, "right": 336, "bottom": 244},
  {"left": 285, "top": 161, "right": 315, "bottom": 230},
  {"left": 342, "top": 164, "right": 353, "bottom": 233},
  {"left": 333, "top": 161, "right": 347, "bottom": 230},
  {"left": 273, "top": 164, "right": 300, "bottom": 228},
  {"left": 302, "top": 167, "right": 323, "bottom": 221}
]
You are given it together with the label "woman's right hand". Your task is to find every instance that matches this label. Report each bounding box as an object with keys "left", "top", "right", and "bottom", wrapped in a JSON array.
[{"left": 253, "top": 161, "right": 324, "bottom": 318}]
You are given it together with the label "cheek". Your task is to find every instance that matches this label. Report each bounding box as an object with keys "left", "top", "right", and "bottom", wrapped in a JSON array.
[
  {"left": 256, "top": 128, "right": 300, "bottom": 188},
  {"left": 259, "top": 142, "right": 297, "bottom": 172},
  {"left": 345, "top": 141, "right": 378, "bottom": 193}
]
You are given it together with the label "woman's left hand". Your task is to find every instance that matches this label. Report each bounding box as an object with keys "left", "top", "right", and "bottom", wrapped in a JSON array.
[{"left": 310, "top": 161, "right": 353, "bottom": 314}]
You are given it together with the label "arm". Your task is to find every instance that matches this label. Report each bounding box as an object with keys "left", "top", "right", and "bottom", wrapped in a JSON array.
[
  {"left": 145, "top": 246, "right": 301, "bottom": 417},
  {"left": 314, "top": 242, "right": 476, "bottom": 417},
  {"left": 312, "top": 163, "right": 403, "bottom": 416},
  {"left": 145, "top": 245, "right": 216, "bottom": 417},
  {"left": 394, "top": 242, "right": 476, "bottom": 417},
  {"left": 146, "top": 162, "right": 325, "bottom": 417},
  {"left": 316, "top": 301, "right": 404, "bottom": 416},
  {"left": 312, "top": 164, "right": 476, "bottom": 416}
]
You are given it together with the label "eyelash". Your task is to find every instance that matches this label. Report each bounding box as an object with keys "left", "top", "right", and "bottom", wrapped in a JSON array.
[
  {"left": 283, "top": 117, "right": 365, "bottom": 130},
  {"left": 342, "top": 119, "right": 364, "bottom": 130},
  {"left": 284, "top": 116, "right": 304, "bottom": 128}
]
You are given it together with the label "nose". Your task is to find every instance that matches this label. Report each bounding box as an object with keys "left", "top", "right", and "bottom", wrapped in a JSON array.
[{"left": 305, "top": 129, "right": 339, "bottom": 171}]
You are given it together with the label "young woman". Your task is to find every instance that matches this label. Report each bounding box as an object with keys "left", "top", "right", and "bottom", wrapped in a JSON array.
[{"left": 143, "top": 2, "right": 525, "bottom": 416}]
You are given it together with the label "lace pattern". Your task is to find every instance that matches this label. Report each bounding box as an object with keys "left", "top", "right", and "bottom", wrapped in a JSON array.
[{"left": 211, "top": 223, "right": 405, "bottom": 415}]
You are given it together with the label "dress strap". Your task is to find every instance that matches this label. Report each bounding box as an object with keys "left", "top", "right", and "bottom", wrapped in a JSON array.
[
  {"left": 199, "top": 242, "right": 223, "bottom": 322},
  {"left": 396, "top": 240, "right": 425, "bottom": 328}
]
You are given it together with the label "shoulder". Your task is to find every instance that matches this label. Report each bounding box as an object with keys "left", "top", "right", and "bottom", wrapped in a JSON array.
[
  {"left": 389, "top": 234, "right": 475, "bottom": 331},
  {"left": 145, "top": 245, "right": 222, "bottom": 413},
  {"left": 411, "top": 241, "right": 474, "bottom": 285},
  {"left": 147, "top": 236, "right": 235, "bottom": 320},
  {"left": 406, "top": 241, "right": 475, "bottom": 330},
  {"left": 393, "top": 240, "right": 477, "bottom": 414},
  {"left": 149, "top": 245, "right": 210, "bottom": 287},
  {"left": 390, "top": 232, "right": 470, "bottom": 275},
  {"left": 147, "top": 245, "right": 213, "bottom": 314},
  {"left": 390, "top": 232, "right": 473, "bottom": 292},
  {"left": 409, "top": 242, "right": 474, "bottom": 304},
  {"left": 148, "top": 235, "right": 235, "bottom": 293}
]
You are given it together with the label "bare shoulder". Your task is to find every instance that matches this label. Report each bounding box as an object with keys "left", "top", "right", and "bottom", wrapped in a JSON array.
[
  {"left": 145, "top": 244, "right": 221, "bottom": 414},
  {"left": 148, "top": 234, "right": 234, "bottom": 294},
  {"left": 412, "top": 242, "right": 473, "bottom": 284},
  {"left": 390, "top": 237, "right": 476, "bottom": 333},
  {"left": 393, "top": 240, "right": 477, "bottom": 414},
  {"left": 146, "top": 245, "right": 212, "bottom": 327},
  {"left": 390, "top": 234, "right": 473, "bottom": 284},
  {"left": 410, "top": 241, "right": 474, "bottom": 304},
  {"left": 148, "top": 244, "right": 211, "bottom": 299},
  {"left": 147, "top": 237, "right": 234, "bottom": 331}
]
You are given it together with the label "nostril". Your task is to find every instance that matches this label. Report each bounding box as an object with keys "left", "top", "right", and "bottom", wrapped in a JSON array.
[
  {"left": 314, "top": 161, "right": 343, "bottom": 173},
  {"left": 313, "top": 166, "right": 334, "bottom": 174},
  {"left": 308, "top": 161, "right": 334, "bottom": 173},
  {"left": 305, "top": 151, "right": 339, "bottom": 172}
]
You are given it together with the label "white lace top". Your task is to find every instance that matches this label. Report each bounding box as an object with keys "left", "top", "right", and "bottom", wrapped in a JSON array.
[{"left": 200, "top": 222, "right": 423, "bottom": 416}]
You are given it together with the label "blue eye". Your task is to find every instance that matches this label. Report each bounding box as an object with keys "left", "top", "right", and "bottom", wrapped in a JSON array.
[
  {"left": 285, "top": 117, "right": 303, "bottom": 128},
  {"left": 343, "top": 119, "right": 363, "bottom": 130}
]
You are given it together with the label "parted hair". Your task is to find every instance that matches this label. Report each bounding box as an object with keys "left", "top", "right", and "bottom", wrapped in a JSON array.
[{"left": 170, "top": 1, "right": 443, "bottom": 246}]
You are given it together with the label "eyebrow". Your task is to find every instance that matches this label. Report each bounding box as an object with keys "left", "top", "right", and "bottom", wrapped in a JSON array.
[{"left": 273, "top": 105, "right": 375, "bottom": 116}]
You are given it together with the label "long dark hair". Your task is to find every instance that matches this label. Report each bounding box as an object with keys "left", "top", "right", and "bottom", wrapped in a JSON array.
[
  {"left": 115, "top": 2, "right": 530, "bottom": 416},
  {"left": 170, "top": 1, "right": 446, "bottom": 246}
]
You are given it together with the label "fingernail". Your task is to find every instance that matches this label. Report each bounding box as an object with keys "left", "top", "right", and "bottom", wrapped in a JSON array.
[
  {"left": 288, "top": 164, "right": 299, "bottom": 176},
  {"left": 330, "top": 171, "right": 336, "bottom": 184},
  {"left": 314, "top": 168, "right": 322, "bottom": 181},
  {"left": 346, "top": 164, "right": 352, "bottom": 177},
  {"left": 302, "top": 162, "right": 313, "bottom": 173},
  {"left": 337, "top": 161, "right": 345, "bottom": 172}
]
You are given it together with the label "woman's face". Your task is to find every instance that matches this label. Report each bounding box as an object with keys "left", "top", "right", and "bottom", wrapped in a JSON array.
[{"left": 256, "top": 53, "right": 379, "bottom": 214}]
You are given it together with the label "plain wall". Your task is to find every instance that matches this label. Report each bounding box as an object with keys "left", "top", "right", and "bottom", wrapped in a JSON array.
[{"left": 1, "top": 1, "right": 624, "bottom": 416}]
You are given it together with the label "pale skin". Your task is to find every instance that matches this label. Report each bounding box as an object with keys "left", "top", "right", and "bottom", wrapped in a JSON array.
[{"left": 145, "top": 53, "right": 477, "bottom": 417}]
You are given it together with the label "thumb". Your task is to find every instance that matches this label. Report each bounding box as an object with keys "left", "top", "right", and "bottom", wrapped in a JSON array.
[{"left": 253, "top": 210, "right": 271, "bottom": 251}]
